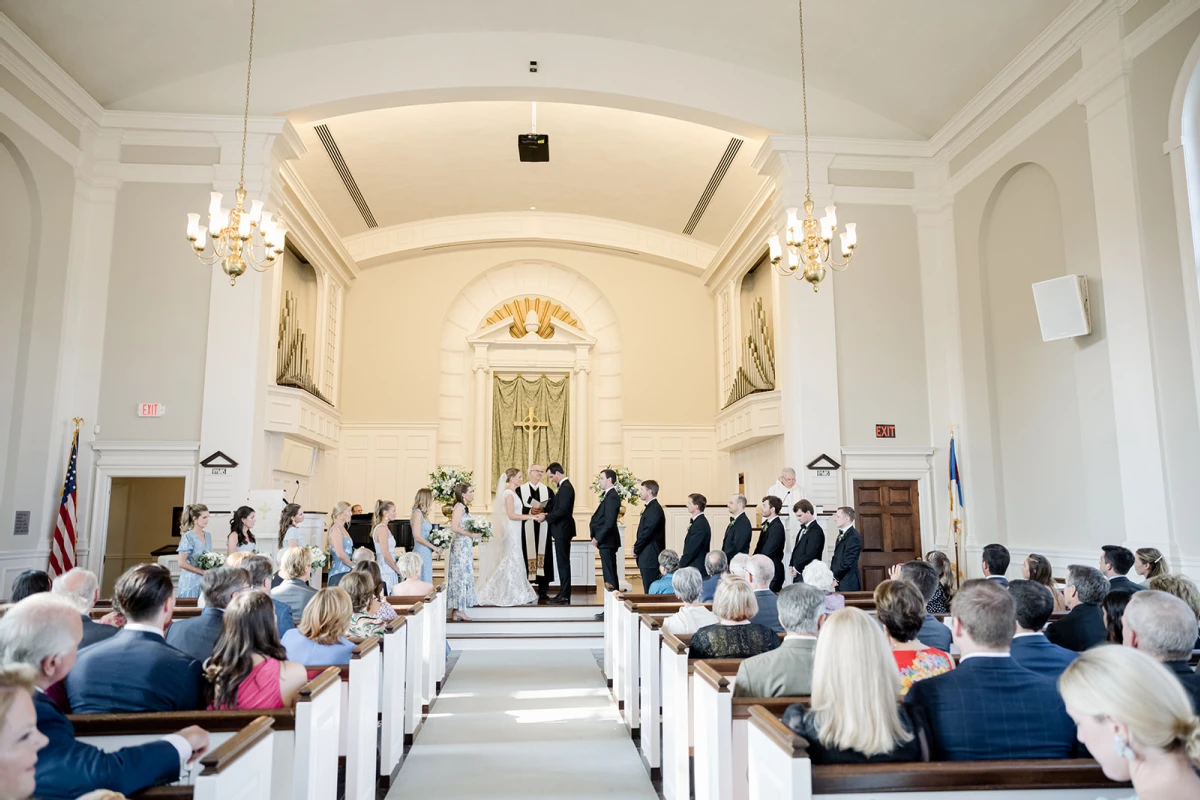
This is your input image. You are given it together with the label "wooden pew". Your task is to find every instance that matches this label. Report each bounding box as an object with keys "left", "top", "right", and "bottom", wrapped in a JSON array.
[
  {"left": 305, "top": 638, "right": 381, "bottom": 800},
  {"left": 129, "top": 716, "right": 278, "bottom": 800},
  {"left": 621, "top": 601, "right": 703, "bottom": 733},
  {"left": 376, "top": 617, "right": 407, "bottom": 786},
  {"left": 660, "top": 631, "right": 691, "bottom": 800}
]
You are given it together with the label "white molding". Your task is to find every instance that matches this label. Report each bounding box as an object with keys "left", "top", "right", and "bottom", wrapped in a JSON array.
[
  {"left": 279, "top": 161, "right": 360, "bottom": 288},
  {"left": 832, "top": 185, "right": 921, "bottom": 207},
  {"left": 715, "top": 391, "right": 784, "bottom": 452},
  {"left": 264, "top": 385, "right": 341, "bottom": 450},
  {"left": 117, "top": 163, "right": 214, "bottom": 184},
  {"left": 340, "top": 421, "right": 440, "bottom": 431},
  {"left": 0, "top": 12, "right": 104, "bottom": 130},
  {"left": 622, "top": 424, "right": 718, "bottom": 432},
  {"left": 839, "top": 446, "right": 938, "bottom": 554},
  {"left": 1125, "top": 0, "right": 1200, "bottom": 61},
  {"left": 703, "top": 187, "right": 776, "bottom": 290},
  {"left": 0, "top": 87, "right": 82, "bottom": 165}
]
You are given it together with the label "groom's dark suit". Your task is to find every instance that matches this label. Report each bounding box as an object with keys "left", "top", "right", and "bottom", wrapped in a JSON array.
[
  {"left": 591, "top": 487, "right": 622, "bottom": 589},
  {"left": 544, "top": 478, "right": 576, "bottom": 598},
  {"left": 633, "top": 498, "right": 666, "bottom": 592}
]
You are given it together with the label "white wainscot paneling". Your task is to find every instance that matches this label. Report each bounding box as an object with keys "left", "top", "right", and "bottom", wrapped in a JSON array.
[
  {"left": 337, "top": 424, "right": 438, "bottom": 509},
  {"left": 623, "top": 426, "right": 723, "bottom": 504},
  {"left": 1, "top": 550, "right": 50, "bottom": 602},
  {"left": 715, "top": 391, "right": 783, "bottom": 452}
]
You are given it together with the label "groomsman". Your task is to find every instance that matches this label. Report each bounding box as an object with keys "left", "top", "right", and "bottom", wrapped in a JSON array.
[
  {"left": 544, "top": 463, "right": 575, "bottom": 605},
  {"left": 829, "top": 506, "right": 863, "bottom": 591},
  {"left": 518, "top": 464, "right": 554, "bottom": 599},
  {"left": 788, "top": 499, "right": 825, "bottom": 583},
  {"left": 722, "top": 494, "right": 752, "bottom": 563},
  {"left": 679, "top": 493, "right": 711, "bottom": 575},
  {"left": 754, "top": 496, "right": 786, "bottom": 592},
  {"left": 632, "top": 480, "right": 666, "bottom": 592},
  {"left": 590, "top": 469, "right": 622, "bottom": 591}
]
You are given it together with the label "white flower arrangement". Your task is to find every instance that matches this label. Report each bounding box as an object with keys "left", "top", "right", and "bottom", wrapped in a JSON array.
[
  {"left": 428, "top": 466, "right": 475, "bottom": 504},
  {"left": 591, "top": 466, "right": 642, "bottom": 506},
  {"left": 307, "top": 545, "right": 328, "bottom": 570},
  {"left": 195, "top": 551, "right": 225, "bottom": 570},
  {"left": 464, "top": 517, "right": 492, "bottom": 546},
  {"left": 427, "top": 528, "right": 454, "bottom": 551}
]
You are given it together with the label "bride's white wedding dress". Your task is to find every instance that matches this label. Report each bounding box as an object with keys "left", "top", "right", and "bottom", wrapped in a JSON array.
[{"left": 476, "top": 489, "right": 537, "bottom": 607}]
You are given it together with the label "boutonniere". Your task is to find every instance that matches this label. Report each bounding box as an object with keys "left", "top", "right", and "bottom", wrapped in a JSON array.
[{"left": 837, "top": 532, "right": 845, "bottom": 543}]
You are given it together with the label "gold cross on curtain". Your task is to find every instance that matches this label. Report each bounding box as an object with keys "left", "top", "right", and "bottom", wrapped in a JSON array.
[{"left": 491, "top": 375, "right": 570, "bottom": 480}]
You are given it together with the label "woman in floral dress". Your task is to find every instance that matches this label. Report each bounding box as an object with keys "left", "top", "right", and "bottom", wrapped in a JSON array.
[
  {"left": 446, "top": 483, "right": 481, "bottom": 621},
  {"left": 177, "top": 503, "right": 213, "bottom": 598}
]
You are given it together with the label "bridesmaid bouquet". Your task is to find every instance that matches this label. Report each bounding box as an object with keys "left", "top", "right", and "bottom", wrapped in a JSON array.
[
  {"left": 307, "top": 545, "right": 328, "bottom": 570},
  {"left": 427, "top": 528, "right": 454, "bottom": 551},
  {"left": 464, "top": 517, "right": 492, "bottom": 546},
  {"left": 195, "top": 552, "right": 225, "bottom": 570}
]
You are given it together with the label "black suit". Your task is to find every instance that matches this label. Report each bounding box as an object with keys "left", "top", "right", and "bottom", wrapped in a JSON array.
[
  {"left": 790, "top": 519, "right": 825, "bottom": 583},
  {"left": 722, "top": 513, "right": 752, "bottom": 563},
  {"left": 632, "top": 499, "right": 666, "bottom": 592},
  {"left": 590, "top": 487, "right": 622, "bottom": 588},
  {"left": 1108, "top": 575, "right": 1145, "bottom": 593},
  {"left": 754, "top": 517, "right": 786, "bottom": 592},
  {"left": 164, "top": 607, "right": 225, "bottom": 663},
  {"left": 66, "top": 629, "right": 204, "bottom": 713},
  {"left": 1166, "top": 660, "right": 1200, "bottom": 714},
  {"left": 544, "top": 478, "right": 577, "bottom": 597},
  {"left": 679, "top": 514, "right": 711, "bottom": 575},
  {"left": 830, "top": 526, "right": 862, "bottom": 592},
  {"left": 79, "top": 614, "right": 119, "bottom": 650},
  {"left": 1044, "top": 603, "right": 1107, "bottom": 652}
]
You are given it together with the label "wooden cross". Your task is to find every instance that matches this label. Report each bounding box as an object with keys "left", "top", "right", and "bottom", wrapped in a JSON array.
[{"left": 513, "top": 406, "right": 549, "bottom": 468}]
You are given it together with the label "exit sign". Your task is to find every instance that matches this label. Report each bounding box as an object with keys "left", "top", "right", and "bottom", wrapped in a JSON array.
[
  {"left": 137, "top": 403, "right": 165, "bottom": 417},
  {"left": 875, "top": 424, "right": 896, "bottom": 439}
]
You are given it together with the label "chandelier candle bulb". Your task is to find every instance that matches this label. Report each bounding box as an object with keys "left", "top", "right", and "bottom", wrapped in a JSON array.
[
  {"left": 237, "top": 212, "right": 251, "bottom": 239},
  {"left": 844, "top": 223, "right": 857, "bottom": 248},
  {"left": 768, "top": 235, "right": 782, "bottom": 262},
  {"left": 194, "top": 227, "right": 207, "bottom": 251},
  {"left": 840, "top": 232, "right": 851, "bottom": 257},
  {"left": 249, "top": 199, "right": 264, "bottom": 224},
  {"left": 825, "top": 206, "right": 837, "bottom": 228},
  {"left": 787, "top": 207, "right": 800, "bottom": 233},
  {"left": 209, "top": 192, "right": 222, "bottom": 218},
  {"left": 186, "top": 213, "right": 200, "bottom": 239}
]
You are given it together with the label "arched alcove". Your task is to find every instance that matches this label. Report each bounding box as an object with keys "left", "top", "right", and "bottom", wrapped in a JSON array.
[{"left": 1167, "top": 32, "right": 1200, "bottom": 424}]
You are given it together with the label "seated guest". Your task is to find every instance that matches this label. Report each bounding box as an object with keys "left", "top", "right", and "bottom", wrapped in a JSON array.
[
  {"left": 1044, "top": 564, "right": 1109, "bottom": 652},
  {"left": 923, "top": 551, "right": 953, "bottom": 613},
  {"left": 242, "top": 555, "right": 294, "bottom": 636},
  {"left": 1146, "top": 573, "right": 1200, "bottom": 648},
  {"left": 165, "top": 567, "right": 250, "bottom": 662},
  {"left": 1122, "top": 590, "right": 1200, "bottom": 712},
  {"left": 281, "top": 587, "right": 356, "bottom": 666},
  {"left": 746, "top": 555, "right": 783, "bottom": 633},
  {"left": 1101, "top": 589, "right": 1133, "bottom": 644},
  {"left": 734, "top": 583, "right": 825, "bottom": 697},
  {"left": 1058, "top": 646, "right": 1200, "bottom": 799},
  {"left": 223, "top": 551, "right": 252, "bottom": 569},
  {"left": 341, "top": 572, "right": 386, "bottom": 637},
  {"left": 204, "top": 591, "right": 307, "bottom": 710},
  {"left": 1021, "top": 553, "right": 1066, "bottom": 611},
  {"left": 11, "top": 570, "right": 50, "bottom": 604},
  {"left": 352, "top": 547, "right": 375, "bottom": 564},
  {"left": 66, "top": 565, "right": 203, "bottom": 713},
  {"left": 1134, "top": 547, "right": 1168, "bottom": 580},
  {"left": 648, "top": 550, "right": 680, "bottom": 595},
  {"left": 50, "top": 568, "right": 117, "bottom": 649},
  {"left": 729, "top": 552, "right": 751, "bottom": 579},
  {"left": 783, "top": 608, "right": 927, "bottom": 764},
  {"left": 0, "top": 594, "right": 209, "bottom": 800},
  {"left": 689, "top": 576, "right": 781, "bottom": 660},
  {"left": 270, "top": 546, "right": 317, "bottom": 625},
  {"left": 1099, "top": 545, "right": 1144, "bottom": 594},
  {"left": 0, "top": 664, "right": 46, "bottom": 800},
  {"left": 699, "top": 551, "right": 727, "bottom": 603},
  {"left": 893, "top": 560, "right": 952, "bottom": 652},
  {"left": 802, "top": 561, "right": 845, "bottom": 614},
  {"left": 904, "top": 580, "right": 1076, "bottom": 761},
  {"left": 1008, "top": 580, "right": 1078, "bottom": 679},
  {"left": 391, "top": 552, "right": 435, "bottom": 600},
  {"left": 875, "top": 580, "right": 953, "bottom": 695},
  {"left": 662, "top": 568, "right": 718, "bottom": 636},
  {"left": 981, "top": 543, "right": 1010, "bottom": 586},
  {"left": 355, "top": 561, "right": 398, "bottom": 621}
]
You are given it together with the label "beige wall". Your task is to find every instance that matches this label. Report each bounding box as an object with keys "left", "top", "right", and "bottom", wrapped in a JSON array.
[{"left": 102, "top": 477, "right": 185, "bottom": 596}]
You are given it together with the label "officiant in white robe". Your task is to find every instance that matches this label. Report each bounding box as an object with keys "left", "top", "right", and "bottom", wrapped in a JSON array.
[
  {"left": 766, "top": 467, "right": 800, "bottom": 570},
  {"left": 518, "top": 465, "right": 555, "bottom": 592}
]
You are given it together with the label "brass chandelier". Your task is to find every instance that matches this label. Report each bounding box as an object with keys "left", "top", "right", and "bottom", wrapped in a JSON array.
[
  {"left": 768, "top": 0, "right": 858, "bottom": 291},
  {"left": 185, "top": 0, "right": 286, "bottom": 285}
]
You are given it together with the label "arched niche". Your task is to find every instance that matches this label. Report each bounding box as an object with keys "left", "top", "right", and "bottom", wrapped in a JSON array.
[{"left": 1167, "top": 32, "right": 1200, "bottom": 424}]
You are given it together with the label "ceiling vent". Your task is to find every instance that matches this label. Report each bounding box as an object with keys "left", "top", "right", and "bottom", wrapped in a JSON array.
[
  {"left": 314, "top": 124, "right": 378, "bottom": 229},
  {"left": 683, "top": 137, "right": 743, "bottom": 236}
]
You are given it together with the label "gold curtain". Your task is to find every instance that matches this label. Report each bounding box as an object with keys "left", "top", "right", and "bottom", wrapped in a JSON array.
[{"left": 491, "top": 375, "right": 570, "bottom": 481}]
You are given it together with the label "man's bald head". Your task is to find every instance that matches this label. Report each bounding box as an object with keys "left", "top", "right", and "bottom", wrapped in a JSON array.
[
  {"left": 747, "top": 555, "right": 775, "bottom": 590},
  {"left": 52, "top": 567, "right": 99, "bottom": 613},
  {"left": 528, "top": 465, "right": 544, "bottom": 483},
  {"left": 0, "top": 594, "right": 82, "bottom": 687},
  {"left": 1123, "top": 590, "right": 1199, "bottom": 662}
]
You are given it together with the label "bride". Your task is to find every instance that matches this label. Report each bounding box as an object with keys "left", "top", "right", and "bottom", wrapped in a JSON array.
[{"left": 476, "top": 467, "right": 540, "bottom": 606}]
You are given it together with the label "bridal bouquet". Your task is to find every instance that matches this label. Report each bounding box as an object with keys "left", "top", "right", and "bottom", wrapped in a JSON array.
[
  {"left": 591, "top": 466, "right": 642, "bottom": 506},
  {"left": 195, "top": 551, "right": 225, "bottom": 570},
  {"left": 429, "top": 466, "right": 475, "bottom": 504},
  {"left": 307, "top": 545, "right": 328, "bottom": 570},
  {"left": 464, "top": 517, "right": 492, "bottom": 547},
  {"left": 427, "top": 527, "right": 454, "bottom": 551}
]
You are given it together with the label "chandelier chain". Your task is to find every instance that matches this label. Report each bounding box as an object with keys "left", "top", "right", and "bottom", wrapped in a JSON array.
[
  {"left": 798, "top": 0, "right": 811, "bottom": 202},
  {"left": 238, "top": 0, "right": 257, "bottom": 191}
]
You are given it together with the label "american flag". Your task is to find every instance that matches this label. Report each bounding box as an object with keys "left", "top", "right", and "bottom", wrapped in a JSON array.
[{"left": 49, "top": 427, "right": 80, "bottom": 577}]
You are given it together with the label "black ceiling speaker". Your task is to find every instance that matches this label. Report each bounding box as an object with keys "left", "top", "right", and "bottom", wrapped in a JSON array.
[{"left": 518, "top": 133, "right": 550, "bottom": 162}]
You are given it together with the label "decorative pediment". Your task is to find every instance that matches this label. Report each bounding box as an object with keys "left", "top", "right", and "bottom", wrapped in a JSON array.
[
  {"left": 481, "top": 297, "right": 581, "bottom": 339},
  {"left": 469, "top": 313, "right": 595, "bottom": 348},
  {"left": 200, "top": 450, "right": 239, "bottom": 468}
]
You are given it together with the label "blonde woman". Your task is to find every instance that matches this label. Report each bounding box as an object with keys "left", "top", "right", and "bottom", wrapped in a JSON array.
[
  {"left": 372, "top": 500, "right": 403, "bottom": 593},
  {"left": 1147, "top": 574, "right": 1200, "bottom": 645},
  {"left": 410, "top": 488, "right": 442, "bottom": 584},
  {"left": 1135, "top": 547, "right": 1169, "bottom": 580},
  {"left": 280, "top": 587, "right": 356, "bottom": 666},
  {"left": 278, "top": 503, "right": 304, "bottom": 549},
  {"left": 176, "top": 504, "right": 212, "bottom": 598},
  {"left": 0, "top": 664, "right": 46, "bottom": 800},
  {"left": 447, "top": 482, "right": 480, "bottom": 621},
  {"left": 324, "top": 502, "right": 354, "bottom": 581},
  {"left": 689, "top": 576, "right": 781, "bottom": 659},
  {"left": 1058, "top": 645, "right": 1200, "bottom": 798},
  {"left": 392, "top": 552, "right": 435, "bottom": 600},
  {"left": 783, "top": 607, "right": 927, "bottom": 763},
  {"left": 475, "top": 467, "right": 538, "bottom": 608}
]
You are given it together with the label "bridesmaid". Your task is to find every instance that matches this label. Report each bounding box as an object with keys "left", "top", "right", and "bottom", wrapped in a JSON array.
[
  {"left": 324, "top": 502, "right": 353, "bottom": 582},
  {"left": 409, "top": 488, "right": 443, "bottom": 584},
  {"left": 227, "top": 506, "right": 258, "bottom": 556},
  {"left": 278, "top": 503, "right": 305, "bottom": 549},
  {"left": 372, "top": 500, "right": 404, "bottom": 593},
  {"left": 447, "top": 483, "right": 481, "bottom": 622},
  {"left": 177, "top": 503, "right": 212, "bottom": 599}
]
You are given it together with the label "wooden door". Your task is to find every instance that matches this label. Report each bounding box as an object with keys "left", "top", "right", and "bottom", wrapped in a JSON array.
[{"left": 853, "top": 479, "right": 921, "bottom": 591}]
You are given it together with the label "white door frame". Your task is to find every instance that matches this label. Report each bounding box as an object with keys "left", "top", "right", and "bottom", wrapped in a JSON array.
[{"left": 839, "top": 446, "right": 937, "bottom": 552}]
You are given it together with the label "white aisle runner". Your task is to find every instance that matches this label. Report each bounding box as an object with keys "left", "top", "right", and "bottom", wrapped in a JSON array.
[{"left": 387, "top": 649, "right": 659, "bottom": 799}]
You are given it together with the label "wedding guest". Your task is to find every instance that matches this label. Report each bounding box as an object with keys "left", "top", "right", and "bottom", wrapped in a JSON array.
[
  {"left": 1146, "top": 573, "right": 1200, "bottom": 630},
  {"left": 50, "top": 568, "right": 116, "bottom": 649},
  {"left": 1021, "top": 553, "right": 1066, "bottom": 611},
  {"left": 729, "top": 552, "right": 752, "bottom": 579},
  {"left": 391, "top": 552, "right": 434, "bottom": 600},
  {"left": 802, "top": 561, "right": 845, "bottom": 614},
  {"left": 281, "top": 588, "right": 356, "bottom": 666},
  {"left": 980, "top": 543, "right": 1010, "bottom": 586},
  {"left": 242, "top": 555, "right": 294, "bottom": 636},
  {"left": 1134, "top": 547, "right": 1168, "bottom": 580},
  {"left": 661, "top": 568, "right": 718, "bottom": 636},
  {"left": 341, "top": 572, "right": 386, "bottom": 637},
  {"left": 270, "top": 546, "right": 317, "bottom": 625},
  {"left": 0, "top": 664, "right": 46, "bottom": 800},
  {"left": 165, "top": 567, "right": 250, "bottom": 663},
  {"left": 783, "top": 608, "right": 927, "bottom": 764},
  {"left": 353, "top": 547, "right": 375, "bottom": 564},
  {"left": 224, "top": 551, "right": 252, "bottom": 568},
  {"left": 324, "top": 502, "right": 354, "bottom": 583},
  {"left": 447, "top": 483, "right": 480, "bottom": 622},
  {"left": 923, "top": 550, "right": 954, "bottom": 614},
  {"left": 889, "top": 560, "right": 952, "bottom": 652},
  {"left": 688, "top": 576, "right": 781, "bottom": 660},
  {"left": 747, "top": 555, "right": 783, "bottom": 633},
  {"left": 647, "top": 550, "right": 680, "bottom": 595},
  {"left": 875, "top": 580, "right": 953, "bottom": 696},
  {"left": 410, "top": 488, "right": 443, "bottom": 584},
  {"left": 734, "top": 583, "right": 825, "bottom": 698},
  {"left": 226, "top": 506, "right": 257, "bottom": 557},
  {"left": 372, "top": 500, "right": 403, "bottom": 592},
  {"left": 204, "top": 591, "right": 306, "bottom": 710},
  {"left": 1122, "top": 590, "right": 1200, "bottom": 712},
  {"left": 699, "top": 551, "right": 727, "bottom": 603},
  {"left": 1100, "top": 545, "right": 1144, "bottom": 593},
  {"left": 1058, "top": 646, "right": 1200, "bottom": 799},
  {"left": 278, "top": 503, "right": 305, "bottom": 549},
  {"left": 353, "top": 561, "right": 397, "bottom": 622},
  {"left": 1102, "top": 589, "right": 1133, "bottom": 644},
  {"left": 10, "top": 571, "right": 50, "bottom": 603},
  {"left": 176, "top": 503, "right": 213, "bottom": 599},
  {"left": 1008, "top": 580, "right": 1077, "bottom": 679},
  {"left": 1045, "top": 564, "right": 1109, "bottom": 652}
]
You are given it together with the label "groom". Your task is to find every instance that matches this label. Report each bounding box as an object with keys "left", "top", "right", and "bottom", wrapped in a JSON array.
[
  {"left": 591, "top": 468, "right": 622, "bottom": 592},
  {"left": 543, "top": 463, "right": 575, "bottom": 605}
]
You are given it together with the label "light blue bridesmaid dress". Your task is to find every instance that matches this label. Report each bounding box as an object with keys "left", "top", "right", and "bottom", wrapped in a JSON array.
[
  {"left": 176, "top": 529, "right": 212, "bottom": 598},
  {"left": 412, "top": 508, "right": 434, "bottom": 583}
]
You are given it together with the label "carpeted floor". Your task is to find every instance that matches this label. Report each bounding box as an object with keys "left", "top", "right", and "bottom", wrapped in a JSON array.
[{"left": 385, "top": 649, "right": 659, "bottom": 799}]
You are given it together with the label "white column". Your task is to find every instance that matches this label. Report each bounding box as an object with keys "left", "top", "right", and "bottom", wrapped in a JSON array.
[
  {"left": 574, "top": 358, "right": 590, "bottom": 481},
  {"left": 472, "top": 351, "right": 488, "bottom": 480}
]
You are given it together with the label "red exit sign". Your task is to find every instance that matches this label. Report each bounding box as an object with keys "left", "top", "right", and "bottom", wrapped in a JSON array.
[
  {"left": 875, "top": 424, "right": 896, "bottom": 439},
  {"left": 138, "top": 403, "right": 165, "bottom": 417}
]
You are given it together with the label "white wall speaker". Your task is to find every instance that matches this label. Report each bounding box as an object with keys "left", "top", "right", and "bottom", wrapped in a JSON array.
[
  {"left": 1031, "top": 274, "right": 1091, "bottom": 342},
  {"left": 279, "top": 436, "right": 317, "bottom": 476}
]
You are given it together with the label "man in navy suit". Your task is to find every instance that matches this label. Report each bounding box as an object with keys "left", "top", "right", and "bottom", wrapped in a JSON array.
[
  {"left": 1045, "top": 564, "right": 1109, "bottom": 652},
  {"left": 788, "top": 500, "right": 824, "bottom": 584},
  {"left": 679, "top": 494, "right": 711, "bottom": 575},
  {"left": 590, "top": 468, "right": 622, "bottom": 591},
  {"left": 1123, "top": 590, "right": 1200, "bottom": 712},
  {"left": 50, "top": 568, "right": 118, "bottom": 650},
  {"left": 1008, "top": 579, "right": 1078, "bottom": 678},
  {"left": 1100, "top": 545, "right": 1145, "bottom": 594},
  {"left": 905, "top": 580, "right": 1076, "bottom": 761},
  {"left": 699, "top": 550, "right": 727, "bottom": 602},
  {"left": 0, "top": 593, "right": 210, "bottom": 800},
  {"left": 165, "top": 566, "right": 250, "bottom": 662},
  {"left": 981, "top": 543, "right": 1011, "bottom": 586},
  {"left": 243, "top": 555, "right": 296, "bottom": 635},
  {"left": 632, "top": 480, "right": 667, "bottom": 592},
  {"left": 747, "top": 555, "right": 784, "bottom": 633},
  {"left": 754, "top": 496, "right": 787, "bottom": 592},
  {"left": 829, "top": 507, "right": 862, "bottom": 592},
  {"left": 722, "top": 494, "right": 752, "bottom": 562},
  {"left": 895, "top": 560, "right": 952, "bottom": 652},
  {"left": 66, "top": 564, "right": 204, "bottom": 713}
]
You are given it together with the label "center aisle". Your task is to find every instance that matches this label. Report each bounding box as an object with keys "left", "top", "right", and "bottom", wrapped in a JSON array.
[{"left": 386, "top": 649, "right": 659, "bottom": 799}]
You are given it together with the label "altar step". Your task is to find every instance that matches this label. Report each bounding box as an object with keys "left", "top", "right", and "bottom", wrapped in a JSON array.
[{"left": 447, "top": 603, "right": 604, "bottom": 651}]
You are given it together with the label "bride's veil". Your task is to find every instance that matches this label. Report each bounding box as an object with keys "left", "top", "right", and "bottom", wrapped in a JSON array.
[{"left": 477, "top": 473, "right": 509, "bottom": 586}]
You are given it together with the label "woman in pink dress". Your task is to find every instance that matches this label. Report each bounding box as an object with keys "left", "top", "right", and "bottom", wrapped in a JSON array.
[{"left": 205, "top": 590, "right": 308, "bottom": 710}]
